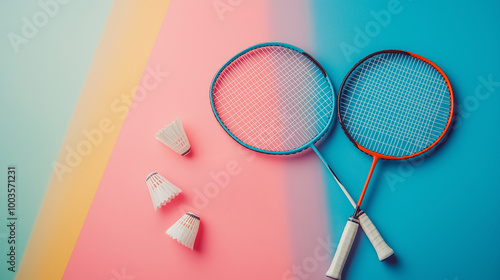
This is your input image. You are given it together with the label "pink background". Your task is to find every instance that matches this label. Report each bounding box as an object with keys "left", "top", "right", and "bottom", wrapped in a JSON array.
[{"left": 63, "top": 1, "right": 330, "bottom": 279}]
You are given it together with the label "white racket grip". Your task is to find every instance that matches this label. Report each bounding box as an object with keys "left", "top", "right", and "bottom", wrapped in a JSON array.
[
  {"left": 358, "top": 211, "right": 394, "bottom": 261},
  {"left": 326, "top": 218, "right": 359, "bottom": 280}
]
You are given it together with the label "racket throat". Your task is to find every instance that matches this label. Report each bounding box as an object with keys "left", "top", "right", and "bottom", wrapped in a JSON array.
[{"left": 357, "top": 157, "right": 379, "bottom": 207}]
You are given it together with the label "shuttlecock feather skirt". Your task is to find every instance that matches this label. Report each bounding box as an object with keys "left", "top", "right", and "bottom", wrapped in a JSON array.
[
  {"left": 166, "top": 213, "right": 200, "bottom": 250},
  {"left": 146, "top": 172, "right": 182, "bottom": 210}
]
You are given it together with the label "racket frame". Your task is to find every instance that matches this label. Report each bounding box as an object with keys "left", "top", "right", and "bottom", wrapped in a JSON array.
[
  {"left": 209, "top": 42, "right": 335, "bottom": 155},
  {"left": 337, "top": 49, "right": 455, "bottom": 161}
]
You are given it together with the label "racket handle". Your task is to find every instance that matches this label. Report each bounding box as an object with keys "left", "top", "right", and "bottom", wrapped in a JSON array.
[
  {"left": 358, "top": 211, "right": 394, "bottom": 261},
  {"left": 326, "top": 217, "right": 359, "bottom": 280}
]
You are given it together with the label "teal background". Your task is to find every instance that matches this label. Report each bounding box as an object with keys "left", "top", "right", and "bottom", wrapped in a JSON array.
[
  {"left": 0, "top": 1, "right": 112, "bottom": 279},
  {"left": 313, "top": 0, "right": 500, "bottom": 279}
]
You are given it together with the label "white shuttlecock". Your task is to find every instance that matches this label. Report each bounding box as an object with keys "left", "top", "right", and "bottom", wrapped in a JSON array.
[
  {"left": 166, "top": 212, "right": 200, "bottom": 250},
  {"left": 146, "top": 172, "right": 182, "bottom": 210},
  {"left": 156, "top": 117, "right": 191, "bottom": 156}
]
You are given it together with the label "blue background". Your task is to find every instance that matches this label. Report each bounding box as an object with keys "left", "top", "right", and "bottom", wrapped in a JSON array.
[
  {"left": 1, "top": 1, "right": 498, "bottom": 279},
  {"left": 312, "top": 0, "right": 500, "bottom": 279}
]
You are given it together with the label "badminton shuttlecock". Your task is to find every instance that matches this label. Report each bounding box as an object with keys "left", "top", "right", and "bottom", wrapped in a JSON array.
[
  {"left": 146, "top": 172, "right": 182, "bottom": 210},
  {"left": 156, "top": 117, "right": 191, "bottom": 155},
  {"left": 166, "top": 212, "right": 200, "bottom": 250}
]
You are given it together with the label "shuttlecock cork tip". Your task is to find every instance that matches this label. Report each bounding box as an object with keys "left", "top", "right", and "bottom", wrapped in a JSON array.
[
  {"left": 146, "top": 172, "right": 158, "bottom": 181},
  {"left": 186, "top": 212, "right": 200, "bottom": 220}
]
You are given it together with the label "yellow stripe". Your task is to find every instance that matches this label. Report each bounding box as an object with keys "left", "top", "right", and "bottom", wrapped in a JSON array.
[{"left": 16, "top": 1, "right": 170, "bottom": 279}]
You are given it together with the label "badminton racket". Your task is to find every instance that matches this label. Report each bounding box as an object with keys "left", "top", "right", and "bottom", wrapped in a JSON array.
[
  {"left": 326, "top": 50, "right": 454, "bottom": 279},
  {"left": 210, "top": 43, "right": 393, "bottom": 260}
]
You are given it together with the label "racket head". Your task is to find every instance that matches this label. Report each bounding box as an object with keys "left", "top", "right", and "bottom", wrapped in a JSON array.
[
  {"left": 210, "top": 42, "right": 335, "bottom": 155},
  {"left": 337, "top": 50, "right": 454, "bottom": 160}
]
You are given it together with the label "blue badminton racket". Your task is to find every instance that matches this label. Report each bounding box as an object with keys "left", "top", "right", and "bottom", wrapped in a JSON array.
[{"left": 210, "top": 43, "right": 393, "bottom": 260}]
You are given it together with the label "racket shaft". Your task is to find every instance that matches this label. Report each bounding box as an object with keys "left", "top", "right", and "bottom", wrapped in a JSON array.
[
  {"left": 311, "top": 146, "right": 393, "bottom": 260},
  {"left": 357, "top": 157, "right": 378, "bottom": 206},
  {"left": 358, "top": 212, "right": 394, "bottom": 261},
  {"left": 326, "top": 217, "right": 359, "bottom": 280},
  {"left": 310, "top": 145, "right": 356, "bottom": 207}
]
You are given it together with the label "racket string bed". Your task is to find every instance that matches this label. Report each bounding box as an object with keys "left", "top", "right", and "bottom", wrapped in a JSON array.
[
  {"left": 339, "top": 53, "right": 451, "bottom": 158},
  {"left": 342, "top": 54, "right": 448, "bottom": 152},
  {"left": 212, "top": 45, "right": 333, "bottom": 152},
  {"left": 343, "top": 57, "right": 425, "bottom": 155}
]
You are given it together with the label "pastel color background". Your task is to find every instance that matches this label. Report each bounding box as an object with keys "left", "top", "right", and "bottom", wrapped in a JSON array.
[{"left": 1, "top": 1, "right": 499, "bottom": 280}]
